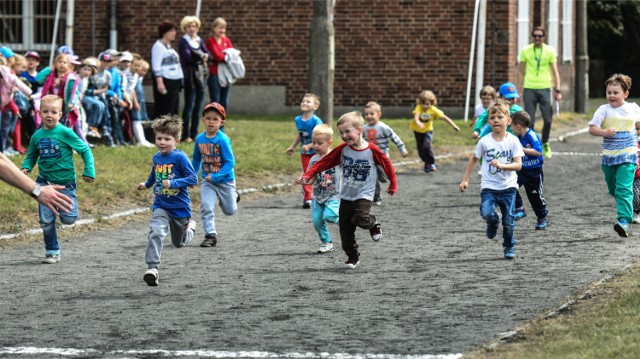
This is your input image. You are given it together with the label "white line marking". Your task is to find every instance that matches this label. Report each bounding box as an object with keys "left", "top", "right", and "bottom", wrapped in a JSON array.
[
  {"left": 0, "top": 347, "right": 463, "bottom": 359},
  {"left": 552, "top": 152, "right": 601, "bottom": 156}
]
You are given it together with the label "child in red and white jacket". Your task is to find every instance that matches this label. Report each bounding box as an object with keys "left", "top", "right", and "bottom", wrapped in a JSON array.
[{"left": 299, "top": 111, "right": 397, "bottom": 269}]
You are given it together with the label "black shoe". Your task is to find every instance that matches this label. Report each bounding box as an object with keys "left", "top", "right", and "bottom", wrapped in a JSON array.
[
  {"left": 200, "top": 234, "right": 217, "bottom": 247},
  {"left": 369, "top": 223, "right": 382, "bottom": 241},
  {"left": 236, "top": 191, "right": 241, "bottom": 203},
  {"left": 345, "top": 256, "right": 359, "bottom": 269}
]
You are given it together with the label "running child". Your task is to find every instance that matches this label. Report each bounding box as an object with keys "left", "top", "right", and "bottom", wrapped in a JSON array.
[
  {"left": 472, "top": 82, "right": 524, "bottom": 139},
  {"left": 137, "top": 115, "right": 197, "bottom": 286},
  {"left": 21, "top": 95, "right": 95, "bottom": 264},
  {"left": 300, "top": 111, "right": 397, "bottom": 269},
  {"left": 411, "top": 90, "right": 460, "bottom": 173},
  {"left": 191, "top": 102, "right": 238, "bottom": 248},
  {"left": 295, "top": 124, "right": 341, "bottom": 254},
  {"left": 363, "top": 101, "right": 407, "bottom": 205},
  {"left": 471, "top": 85, "right": 497, "bottom": 129},
  {"left": 459, "top": 99, "right": 524, "bottom": 259},
  {"left": 285, "top": 93, "right": 323, "bottom": 208},
  {"left": 588, "top": 73, "right": 640, "bottom": 237},
  {"left": 510, "top": 111, "right": 548, "bottom": 229}
]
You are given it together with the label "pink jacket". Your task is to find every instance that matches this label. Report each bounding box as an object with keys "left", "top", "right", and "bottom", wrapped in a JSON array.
[{"left": 0, "top": 65, "right": 31, "bottom": 108}]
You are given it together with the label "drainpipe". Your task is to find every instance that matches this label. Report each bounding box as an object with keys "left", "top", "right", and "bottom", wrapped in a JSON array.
[
  {"left": 50, "top": 0, "right": 62, "bottom": 66},
  {"left": 474, "top": 0, "right": 487, "bottom": 110},
  {"left": 463, "top": 0, "right": 481, "bottom": 122},
  {"left": 109, "top": 0, "right": 117, "bottom": 50},
  {"left": 65, "top": 0, "right": 75, "bottom": 48}
]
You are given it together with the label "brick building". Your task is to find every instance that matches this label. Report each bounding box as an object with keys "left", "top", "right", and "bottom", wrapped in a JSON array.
[{"left": 1, "top": 0, "right": 575, "bottom": 118}]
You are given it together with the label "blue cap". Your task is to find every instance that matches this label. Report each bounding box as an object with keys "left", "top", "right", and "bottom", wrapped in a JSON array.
[
  {"left": 56, "top": 45, "right": 74, "bottom": 56},
  {"left": 499, "top": 82, "right": 519, "bottom": 99},
  {"left": 0, "top": 46, "right": 15, "bottom": 58}
]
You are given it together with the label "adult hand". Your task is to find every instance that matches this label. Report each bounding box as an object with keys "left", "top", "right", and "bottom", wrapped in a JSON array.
[
  {"left": 37, "top": 185, "right": 73, "bottom": 216},
  {"left": 554, "top": 90, "right": 563, "bottom": 101}
]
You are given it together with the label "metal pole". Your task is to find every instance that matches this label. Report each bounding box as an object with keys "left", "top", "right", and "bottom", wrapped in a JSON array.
[
  {"left": 309, "top": 0, "right": 334, "bottom": 124},
  {"left": 195, "top": 0, "right": 202, "bottom": 18},
  {"left": 575, "top": 0, "right": 589, "bottom": 113},
  {"left": 474, "top": 0, "right": 487, "bottom": 112},
  {"left": 50, "top": 0, "right": 63, "bottom": 66},
  {"left": 65, "top": 0, "right": 75, "bottom": 48},
  {"left": 464, "top": 0, "right": 481, "bottom": 122}
]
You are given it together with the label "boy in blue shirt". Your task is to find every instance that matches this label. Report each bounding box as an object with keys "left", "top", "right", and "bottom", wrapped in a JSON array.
[
  {"left": 191, "top": 102, "right": 238, "bottom": 248},
  {"left": 472, "top": 82, "right": 524, "bottom": 139},
  {"left": 285, "top": 93, "right": 323, "bottom": 208},
  {"left": 511, "top": 111, "right": 548, "bottom": 229},
  {"left": 137, "top": 114, "right": 198, "bottom": 286}
]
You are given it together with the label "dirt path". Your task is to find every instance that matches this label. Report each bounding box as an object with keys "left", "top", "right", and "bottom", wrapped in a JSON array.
[{"left": 0, "top": 131, "right": 638, "bottom": 358}]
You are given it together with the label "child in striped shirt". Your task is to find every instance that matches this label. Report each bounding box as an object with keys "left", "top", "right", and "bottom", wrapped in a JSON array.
[
  {"left": 589, "top": 73, "right": 640, "bottom": 237},
  {"left": 363, "top": 101, "right": 407, "bottom": 205}
]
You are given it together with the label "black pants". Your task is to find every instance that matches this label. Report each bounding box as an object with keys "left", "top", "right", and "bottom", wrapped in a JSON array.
[
  {"left": 515, "top": 167, "right": 548, "bottom": 219},
  {"left": 414, "top": 131, "right": 434, "bottom": 167},
  {"left": 339, "top": 199, "right": 376, "bottom": 259},
  {"left": 153, "top": 78, "right": 182, "bottom": 119}
]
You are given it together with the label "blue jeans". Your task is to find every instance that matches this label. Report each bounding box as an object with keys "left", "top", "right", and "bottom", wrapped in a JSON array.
[
  {"left": 480, "top": 188, "right": 516, "bottom": 248},
  {"left": 37, "top": 177, "right": 78, "bottom": 255},
  {"left": 182, "top": 85, "right": 205, "bottom": 139},
  {"left": 82, "top": 96, "right": 106, "bottom": 128},
  {"left": 207, "top": 75, "right": 230, "bottom": 109},
  {"left": 311, "top": 199, "right": 339, "bottom": 243}
]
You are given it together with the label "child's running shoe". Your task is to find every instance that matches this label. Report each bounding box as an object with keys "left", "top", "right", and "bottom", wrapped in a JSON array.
[
  {"left": 542, "top": 143, "right": 552, "bottom": 158},
  {"left": 144, "top": 268, "right": 159, "bottom": 286},
  {"left": 504, "top": 247, "right": 515, "bottom": 259},
  {"left": 200, "top": 234, "right": 217, "bottom": 247},
  {"left": 614, "top": 220, "right": 631, "bottom": 238},
  {"left": 633, "top": 214, "right": 640, "bottom": 224},
  {"left": 345, "top": 256, "right": 359, "bottom": 269},
  {"left": 486, "top": 213, "right": 501, "bottom": 239},
  {"left": 42, "top": 254, "right": 60, "bottom": 264},
  {"left": 514, "top": 208, "right": 526, "bottom": 220},
  {"left": 370, "top": 223, "right": 382, "bottom": 241},
  {"left": 303, "top": 200, "right": 312, "bottom": 209},
  {"left": 535, "top": 218, "right": 547, "bottom": 230},
  {"left": 318, "top": 242, "right": 333, "bottom": 253}
]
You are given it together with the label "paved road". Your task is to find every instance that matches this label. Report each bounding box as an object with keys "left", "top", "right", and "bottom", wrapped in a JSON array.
[{"left": 0, "top": 131, "right": 637, "bottom": 359}]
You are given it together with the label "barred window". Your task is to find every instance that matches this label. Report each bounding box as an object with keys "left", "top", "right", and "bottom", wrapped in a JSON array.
[{"left": 0, "top": 0, "right": 64, "bottom": 52}]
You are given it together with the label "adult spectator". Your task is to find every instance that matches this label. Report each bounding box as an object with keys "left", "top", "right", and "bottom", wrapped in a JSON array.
[
  {"left": 205, "top": 17, "right": 233, "bottom": 110},
  {"left": 0, "top": 152, "right": 72, "bottom": 215},
  {"left": 517, "top": 26, "right": 562, "bottom": 158},
  {"left": 151, "top": 19, "right": 184, "bottom": 118},
  {"left": 179, "top": 16, "right": 209, "bottom": 142}
]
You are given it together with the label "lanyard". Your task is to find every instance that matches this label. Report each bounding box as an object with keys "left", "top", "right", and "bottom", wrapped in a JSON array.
[{"left": 533, "top": 46, "right": 542, "bottom": 76}]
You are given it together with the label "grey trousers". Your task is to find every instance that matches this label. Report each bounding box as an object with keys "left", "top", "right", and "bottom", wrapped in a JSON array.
[
  {"left": 145, "top": 208, "right": 193, "bottom": 269},
  {"left": 523, "top": 88, "right": 553, "bottom": 144}
]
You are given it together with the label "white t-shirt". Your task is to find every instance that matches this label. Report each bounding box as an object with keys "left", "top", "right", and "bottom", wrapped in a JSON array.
[
  {"left": 474, "top": 104, "right": 486, "bottom": 118},
  {"left": 475, "top": 132, "right": 524, "bottom": 190}
]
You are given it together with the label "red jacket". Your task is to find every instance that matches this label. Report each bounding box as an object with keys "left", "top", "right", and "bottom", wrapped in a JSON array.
[{"left": 205, "top": 36, "right": 234, "bottom": 76}]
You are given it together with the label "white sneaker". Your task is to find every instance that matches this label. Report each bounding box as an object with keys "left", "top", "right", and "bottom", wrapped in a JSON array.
[
  {"left": 633, "top": 214, "right": 640, "bottom": 224},
  {"left": 42, "top": 254, "right": 60, "bottom": 264},
  {"left": 144, "top": 268, "right": 159, "bottom": 286},
  {"left": 187, "top": 219, "right": 197, "bottom": 233},
  {"left": 318, "top": 242, "right": 334, "bottom": 253}
]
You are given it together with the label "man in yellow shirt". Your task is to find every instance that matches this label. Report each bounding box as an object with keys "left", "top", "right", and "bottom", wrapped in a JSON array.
[{"left": 516, "top": 26, "right": 562, "bottom": 158}]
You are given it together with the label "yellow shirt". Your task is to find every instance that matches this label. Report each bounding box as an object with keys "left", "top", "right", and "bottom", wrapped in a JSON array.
[
  {"left": 519, "top": 43, "right": 557, "bottom": 89},
  {"left": 411, "top": 104, "right": 445, "bottom": 133}
]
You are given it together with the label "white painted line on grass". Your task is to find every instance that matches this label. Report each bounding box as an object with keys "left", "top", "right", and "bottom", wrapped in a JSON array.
[{"left": 0, "top": 347, "right": 463, "bottom": 359}]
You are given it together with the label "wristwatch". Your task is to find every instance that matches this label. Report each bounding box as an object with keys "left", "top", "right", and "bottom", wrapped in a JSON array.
[{"left": 30, "top": 184, "right": 42, "bottom": 199}]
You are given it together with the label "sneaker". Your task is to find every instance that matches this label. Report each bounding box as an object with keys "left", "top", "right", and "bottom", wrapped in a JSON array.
[
  {"left": 318, "top": 242, "right": 334, "bottom": 253},
  {"left": 614, "top": 220, "right": 631, "bottom": 238},
  {"left": 14, "top": 147, "right": 26, "bottom": 154},
  {"left": 504, "top": 247, "right": 516, "bottom": 259},
  {"left": 486, "top": 213, "right": 501, "bottom": 239},
  {"left": 42, "top": 254, "right": 60, "bottom": 264},
  {"left": 633, "top": 214, "right": 640, "bottom": 224},
  {"left": 535, "top": 218, "right": 548, "bottom": 230},
  {"left": 373, "top": 199, "right": 382, "bottom": 206},
  {"left": 187, "top": 219, "right": 196, "bottom": 233},
  {"left": 542, "top": 143, "right": 552, "bottom": 158},
  {"left": 370, "top": 223, "right": 382, "bottom": 241},
  {"left": 236, "top": 191, "right": 241, "bottom": 203},
  {"left": 143, "top": 268, "right": 159, "bottom": 286},
  {"left": 514, "top": 208, "right": 527, "bottom": 221},
  {"left": 345, "top": 256, "right": 359, "bottom": 269},
  {"left": 303, "top": 200, "right": 312, "bottom": 209},
  {"left": 200, "top": 234, "right": 217, "bottom": 247}
]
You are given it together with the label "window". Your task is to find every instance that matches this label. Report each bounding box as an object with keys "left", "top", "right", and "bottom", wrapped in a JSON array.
[{"left": 0, "top": 0, "right": 64, "bottom": 52}]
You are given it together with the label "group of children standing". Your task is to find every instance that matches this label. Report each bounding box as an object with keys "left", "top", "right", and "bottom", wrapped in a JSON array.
[{"left": 0, "top": 44, "right": 154, "bottom": 158}]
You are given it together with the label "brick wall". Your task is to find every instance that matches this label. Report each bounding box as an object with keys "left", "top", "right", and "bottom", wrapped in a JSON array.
[{"left": 69, "top": 0, "right": 568, "bottom": 111}]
